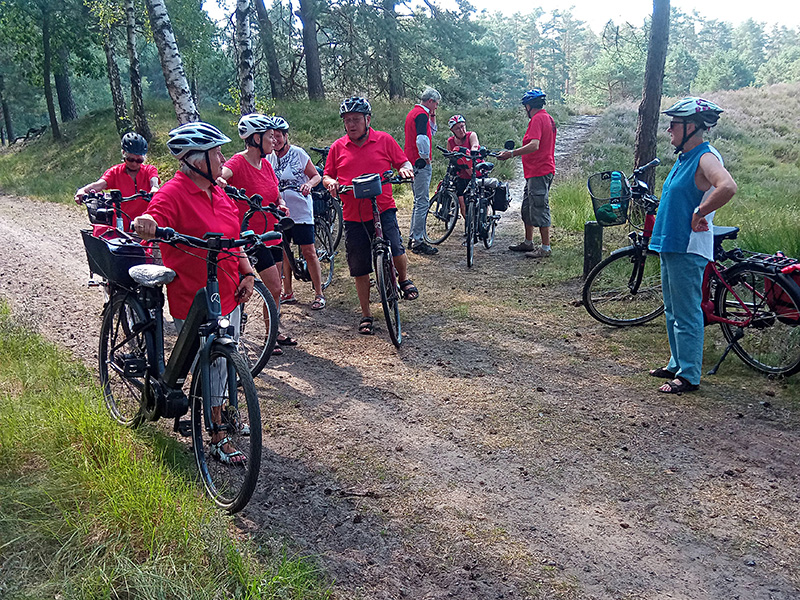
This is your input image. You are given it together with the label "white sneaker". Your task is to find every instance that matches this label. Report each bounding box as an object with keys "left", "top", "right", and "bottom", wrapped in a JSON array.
[{"left": 525, "top": 247, "right": 551, "bottom": 258}]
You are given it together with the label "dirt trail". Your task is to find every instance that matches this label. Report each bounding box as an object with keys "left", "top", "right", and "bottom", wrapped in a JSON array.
[{"left": 1, "top": 115, "right": 798, "bottom": 600}]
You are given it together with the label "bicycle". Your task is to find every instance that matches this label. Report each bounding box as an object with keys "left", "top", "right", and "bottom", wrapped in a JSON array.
[
  {"left": 81, "top": 225, "right": 278, "bottom": 512},
  {"left": 338, "top": 171, "right": 413, "bottom": 348},
  {"left": 435, "top": 144, "right": 512, "bottom": 267},
  {"left": 422, "top": 153, "right": 460, "bottom": 245},
  {"left": 310, "top": 146, "right": 344, "bottom": 252},
  {"left": 582, "top": 160, "right": 800, "bottom": 376},
  {"left": 77, "top": 189, "right": 152, "bottom": 236}
]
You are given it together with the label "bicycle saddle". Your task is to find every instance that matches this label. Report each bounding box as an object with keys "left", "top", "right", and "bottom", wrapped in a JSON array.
[
  {"left": 129, "top": 264, "right": 177, "bottom": 287},
  {"left": 713, "top": 226, "right": 739, "bottom": 242}
]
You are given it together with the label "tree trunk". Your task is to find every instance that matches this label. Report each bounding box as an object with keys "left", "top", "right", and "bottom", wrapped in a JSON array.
[
  {"left": 254, "top": 0, "right": 284, "bottom": 99},
  {"left": 382, "top": 0, "right": 404, "bottom": 99},
  {"left": 54, "top": 46, "right": 78, "bottom": 122},
  {"left": 633, "top": 0, "right": 670, "bottom": 188},
  {"left": 235, "top": 0, "right": 255, "bottom": 114},
  {"left": 103, "top": 28, "right": 131, "bottom": 136},
  {"left": 297, "top": 0, "right": 324, "bottom": 101},
  {"left": 125, "top": 0, "right": 152, "bottom": 141},
  {"left": 41, "top": 9, "right": 61, "bottom": 140},
  {"left": 143, "top": 0, "right": 200, "bottom": 124},
  {"left": 0, "top": 74, "right": 14, "bottom": 142}
]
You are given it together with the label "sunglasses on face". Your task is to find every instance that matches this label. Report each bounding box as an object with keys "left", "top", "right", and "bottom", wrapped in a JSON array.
[
  {"left": 668, "top": 120, "right": 688, "bottom": 129},
  {"left": 125, "top": 156, "right": 145, "bottom": 164}
]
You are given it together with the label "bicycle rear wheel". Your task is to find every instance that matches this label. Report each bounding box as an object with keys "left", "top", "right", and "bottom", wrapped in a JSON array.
[
  {"left": 239, "top": 280, "right": 278, "bottom": 378},
  {"left": 481, "top": 199, "right": 497, "bottom": 249},
  {"left": 424, "top": 186, "right": 458, "bottom": 245},
  {"left": 582, "top": 247, "right": 664, "bottom": 326},
  {"left": 329, "top": 197, "right": 344, "bottom": 252},
  {"left": 714, "top": 264, "right": 800, "bottom": 376},
  {"left": 190, "top": 344, "right": 262, "bottom": 513},
  {"left": 314, "top": 217, "right": 335, "bottom": 289},
  {"left": 465, "top": 200, "right": 476, "bottom": 268},
  {"left": 99, "top": 292, "right": 153, "bottom": 427},
  {"left": 375, "top": 249, "right": 402, "bottom": 347}
]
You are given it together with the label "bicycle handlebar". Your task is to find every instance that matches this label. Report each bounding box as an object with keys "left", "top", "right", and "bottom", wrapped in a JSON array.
[
  {"left": 153, "top": 227, "right": 282, "bottom": 249},
  {"left": 77, "top": 189, "right": 152, "bottom": 205},
  {"left": 310, "top": 146, "right": 330, "bottom": 155},
  {"left": 633, "top": 158, "right": 660, "bottom": 177},
  {"left": 337, "top": 171, "right": 414, "bottom": 195}
]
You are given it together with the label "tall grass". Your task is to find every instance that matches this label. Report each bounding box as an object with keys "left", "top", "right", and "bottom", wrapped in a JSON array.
[{"left": 0, "top": 303, "right": 331, "bottom": 599}]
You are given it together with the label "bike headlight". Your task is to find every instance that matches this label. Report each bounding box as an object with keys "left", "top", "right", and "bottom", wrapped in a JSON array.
[{"left": 218, "top": 317, "right": 230, "bottom": 330}]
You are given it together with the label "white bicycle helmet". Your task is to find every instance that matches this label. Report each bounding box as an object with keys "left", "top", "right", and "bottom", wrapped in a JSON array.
[
  {"left": 663, "top": 97, "right": 723, "bottom": 129},
  {"left": 237, "top": 113, "right": 272, "bottom": 140},
  {"left": 266, "top": 116, "right": 289, "bottom": 131},
  {"left": 448, "top": 114, "right": 466, "bottom": 129},
  {"left": 167, "top": 122, "right": 231, "bottom": 159}
]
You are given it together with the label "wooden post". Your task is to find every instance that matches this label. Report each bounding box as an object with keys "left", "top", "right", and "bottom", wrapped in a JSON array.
[{"left": 583, "top": 221, "right": 603, "bottom": 278}]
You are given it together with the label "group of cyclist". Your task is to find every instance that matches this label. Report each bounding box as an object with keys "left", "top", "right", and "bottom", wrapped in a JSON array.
[{"left": 77, "top": 88, "right": 736, "bottom": 403}]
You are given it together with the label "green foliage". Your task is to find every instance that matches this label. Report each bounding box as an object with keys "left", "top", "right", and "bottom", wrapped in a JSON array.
[{"left": 0, "top": 305, "right": 331, "bottom": 599}]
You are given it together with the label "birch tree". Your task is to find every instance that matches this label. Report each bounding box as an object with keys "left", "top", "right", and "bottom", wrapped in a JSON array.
[
  {"left": 235, "top": 0, "right": 255, "bottom": 114},
  {"left": 143, "top": 0, "right": 199, "bottom": 124}
]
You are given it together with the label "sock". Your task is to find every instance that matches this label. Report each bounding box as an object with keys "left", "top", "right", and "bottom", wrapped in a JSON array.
[{"left": 541, "top": 244, "right": 551, "bottom": 251}]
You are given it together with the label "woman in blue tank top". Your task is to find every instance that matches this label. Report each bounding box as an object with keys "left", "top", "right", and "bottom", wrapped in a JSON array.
[{"left": 648, "top": 98, "right": 737, "bottom": 394}]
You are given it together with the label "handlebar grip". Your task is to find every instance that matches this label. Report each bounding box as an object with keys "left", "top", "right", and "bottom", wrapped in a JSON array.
[
  {"left": 154, "top": 226, "right": 175, "bottom": 240},
  {"left": 259, "top": 231, "right": 283, "bottom": 243},
  {"left": 636, "top": 158, "right": 661, "bottom": 173}
]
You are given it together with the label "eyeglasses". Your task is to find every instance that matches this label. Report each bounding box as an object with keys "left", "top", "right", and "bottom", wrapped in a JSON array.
[
  {"left": 668, "top": 120, "right": 687, "bottom": 130},
  {"left": 125, "top": 156, "right": 145, "bottom": 164}
]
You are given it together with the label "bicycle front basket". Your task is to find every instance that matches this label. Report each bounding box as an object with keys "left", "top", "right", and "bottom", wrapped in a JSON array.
[
  {"left": 588, "top": 171, "right": 631, "bottom": 227},
  {"left": 312, "top": 189, "right": 330, "bottom": 217},
  {"left": 81, "top": 229, "right": 152, "bottom": 286}
]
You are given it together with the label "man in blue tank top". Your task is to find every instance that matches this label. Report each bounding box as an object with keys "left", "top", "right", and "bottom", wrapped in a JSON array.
[{"left": 648, "top": 98, "right": 737, "bottom": 394}]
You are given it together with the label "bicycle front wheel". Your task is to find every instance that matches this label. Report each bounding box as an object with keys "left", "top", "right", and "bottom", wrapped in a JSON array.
[
  {"left": 329, "top": 196, "right": 344, "bottom": 252},
  {"left": 465, "top": 200, "right": 476, "bottom": 268},
  {"left": 314, "top": 217, "right": 335, "bottom": 289},
  {"left": 99, "top": 292, "right": 153, "bottom": 427},
  {"left": 190, "top": 344, "right": 262, "bottom": 513},
  {"left": 239, "top": 280, "right": 278, "bottom": 378},
  {"left": 715, "top": 264, "right": 800, "bottom": 376},
  {"left": 375, "top": 250, "right": 402, "bottom": 347},
  {"left": 482, "top": 199, "right": 497, "bottom": 249},
  {"left": 582, "top": 247, "right": 664, "bottom": 326},
  {"left": 424, "top": 186, "right": 458, "bottom": 245}
]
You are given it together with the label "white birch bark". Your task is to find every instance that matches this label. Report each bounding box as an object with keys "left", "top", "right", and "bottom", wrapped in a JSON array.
[
  {"left": 143, "top": 0, "right": 199, "bottom": 124},
  {"left": 235, "top": 0, "right": 255, "bottom": 115}
]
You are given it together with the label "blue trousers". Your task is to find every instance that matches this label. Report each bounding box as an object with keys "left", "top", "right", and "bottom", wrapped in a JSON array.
[
  {"left": 409, "top": 162, "right": 432, "bottom": 245},
  {"left": 660, "top": 252, "right": 708, "bottom": 385}
]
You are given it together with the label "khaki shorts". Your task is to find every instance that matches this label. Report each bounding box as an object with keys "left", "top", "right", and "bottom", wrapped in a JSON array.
[{"left": 522, "top": 173, "right": 554, "bottom": 227}]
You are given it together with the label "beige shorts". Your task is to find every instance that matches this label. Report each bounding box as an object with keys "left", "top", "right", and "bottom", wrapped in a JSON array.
[{"left": 521, "top": 173, "right": 554, "bottom": 227}]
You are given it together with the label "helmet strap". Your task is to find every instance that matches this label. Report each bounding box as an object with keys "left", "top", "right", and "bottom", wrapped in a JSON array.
[
  {"left": 183, "top": 151, "right": 217, "bottom": 186},
  {"left": 674, "top": 122, "right": 703, "bottom": 154}
]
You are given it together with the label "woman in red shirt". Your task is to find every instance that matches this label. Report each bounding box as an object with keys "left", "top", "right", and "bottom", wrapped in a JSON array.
[{"left": 446, "top": 114, "right": 480, "bottom": 223}]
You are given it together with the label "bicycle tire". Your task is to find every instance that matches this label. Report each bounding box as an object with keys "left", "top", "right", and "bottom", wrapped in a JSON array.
[
  {"left": 424, "top": 186, "right": 458, "bottom": 245},
  {"left": 329, "top": 197, "right": 343, "bottom": 252},
  {"left": 375, "top": 249, "right": 402, "bottom": 348},
  {"left": 582, "top": 247, "right": 664, "bottom": 326},
  {"left": 190, "top": 344, "right": 262, "bottom": 513},
  {"left": 314, "top": 216, "right": 335, "bottom": 289},
  {"left": 239, "top": 280, "right": 278, "bottom": 378},
  {"left": 482, "top": 198, "right": 497, "bottom": 249},
  {"left": 465, "top": 200, "right": 476, "bottom": 268},
  {"left": 99, "top": 292, "right": 153, "bottom": 427},
  {"left": 714, "top": 264, "right": 800, "bottom": 376}
]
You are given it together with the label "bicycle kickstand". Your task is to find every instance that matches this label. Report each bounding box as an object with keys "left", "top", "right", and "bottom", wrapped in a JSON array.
[{"left": 707, "top": 328, "right": 744, "bottom": 375}]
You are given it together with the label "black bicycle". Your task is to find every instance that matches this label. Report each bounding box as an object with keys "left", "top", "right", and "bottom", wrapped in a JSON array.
[
  {"left": 81, "top": 225, "right": 277, "bottom": 512},
  {"left": 310, "top": 146, "right": 344, "bottom": 252},
  {"left": 339, "top": 171, "right": 413, "bottom": 348}
]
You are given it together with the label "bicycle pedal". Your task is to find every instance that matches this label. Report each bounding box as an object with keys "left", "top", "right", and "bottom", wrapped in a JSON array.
[
  {"left": 88, "top": 279, "right": 101, "bottom": 287},
  {"left": 123, "top": 358, "right": 147, "bottom": 377},
  {"left": 174, "top": 418, "right": 192, "bottom": 438}
]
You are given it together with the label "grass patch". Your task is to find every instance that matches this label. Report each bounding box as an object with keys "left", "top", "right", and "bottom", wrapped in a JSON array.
[{"left": 0, "top": 303, "right": 331, "bottom": 599}]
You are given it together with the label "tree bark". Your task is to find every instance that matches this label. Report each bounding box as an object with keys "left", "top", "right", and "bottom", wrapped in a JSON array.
[
  {"left": 41, "top": 9, "right": 62, "bottom": 140},
  {"left": 143, "top": 0, "right": 200, "bottom": 124},
  {"left": 0, "top": 74, "right": 14, "bottom": 142},
  {"left": 103, "top": 28, "right": 131, "bottom": 136},
  {"left": 297, "top": 0, "right": 324, "bottom": 101},
  {"left": 235, "top": 0, "right": 255, "bottom": 114},
  {"left": 634, "top": 0, "right": 670, "bottom": 188},
  {"left": 254, "top": 0, "right": 284, "bottom": 99},
  {"left": 125, "top": 0, "right": 152, "bottom": 141},
  {"left": 382, "top": 0, "right": 404, "bottom": 99},
  {"left": 54, "top": 46, "right": 78, "bottom": 122}
]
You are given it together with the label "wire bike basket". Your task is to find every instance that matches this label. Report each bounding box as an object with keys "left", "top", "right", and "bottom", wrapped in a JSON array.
[
  {"left": 81, "top": 229, "right": 152, "bottom": 287},
  {"left": 588, "top": 171, "right": 632, "bottom": 227}
]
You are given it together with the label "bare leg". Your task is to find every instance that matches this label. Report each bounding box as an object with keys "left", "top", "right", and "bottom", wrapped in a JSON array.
[
  {"left": 540, "top": 226, "right": 550, "bottom": 247},
  {"left": 281, "top": 249, "right": 293, "bottom": 297},
  {"left": 300, "top": 243, "right": 324, "bottom": 297},
  {"left": 393, "top": 252, "right": 409, "bottom": 282},
  {"left": 355, "top": 274, "right": 372, "bottom": 317},
  {"left": 524, "top": 224, "right": 535, "bottom": 244}
]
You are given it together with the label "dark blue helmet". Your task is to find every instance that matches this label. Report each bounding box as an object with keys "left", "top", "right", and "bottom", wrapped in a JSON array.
[
  {"left": 121, "top": 132, "right": 148, "bottom": 155},
  {"left": 521, "top": 89, "right": 546, "bottom": 106}
]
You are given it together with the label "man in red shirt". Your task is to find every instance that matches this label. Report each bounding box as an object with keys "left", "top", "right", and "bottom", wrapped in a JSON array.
[
  {"left": 404, "top": 87, "right": 440, "bottom": 256},
  {"left": 498, "top": 89, "right": 557, "bottom": 258},
  {"left": 322, "top": 96, "right": 417, "bottom": 335},
  {"left": 75, "top": 132, "right": 160, "bottom": 231}
]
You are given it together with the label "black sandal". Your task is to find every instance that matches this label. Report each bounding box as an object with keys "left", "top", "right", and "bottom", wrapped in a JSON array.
[
  {"left": 277, "top": 334, "right": 298, "bottom": 346},
  {"left": 659, "top": 376, "right": 699, "bottom": 394},
  {"left": 399, "top": 279, "right": 419, "bottom": 300},
  {"left": 649, "top": 366, "right": 677, "bottom": 379},
  {"left": 358, "top": 316, "right": 374, "bottom": 335}
]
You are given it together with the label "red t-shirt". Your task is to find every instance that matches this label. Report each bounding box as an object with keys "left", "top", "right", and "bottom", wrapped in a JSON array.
[
  {"left": 324, "top": 129, "right": 409, "bottom": 222},
  {"left": 101, "top": 162, "right": 159, "bottom": 228},
  {"left": 521, "top": 109, "right": 556, "bottom": 179},
  {"left": 144, "top": 171, "right": 242, "bottom": 320},
  {"left": 224, "top": 153, "right": 281, "bottom": 246},
  {"left": 404, "top": 104, "right": 432, "bottom": 164},
  {"left": 447, "top": 133, "right": 477, "bottom": 179}
]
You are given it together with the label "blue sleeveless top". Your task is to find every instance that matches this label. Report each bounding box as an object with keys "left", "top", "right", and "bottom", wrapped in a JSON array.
[{"left": 649, "top": 142, "right": 722, "bottom": 261}]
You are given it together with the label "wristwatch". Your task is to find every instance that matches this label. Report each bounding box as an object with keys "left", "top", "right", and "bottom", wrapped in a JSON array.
[{"left": 693, "top": 206, "right": 704, "bottom": 217}]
